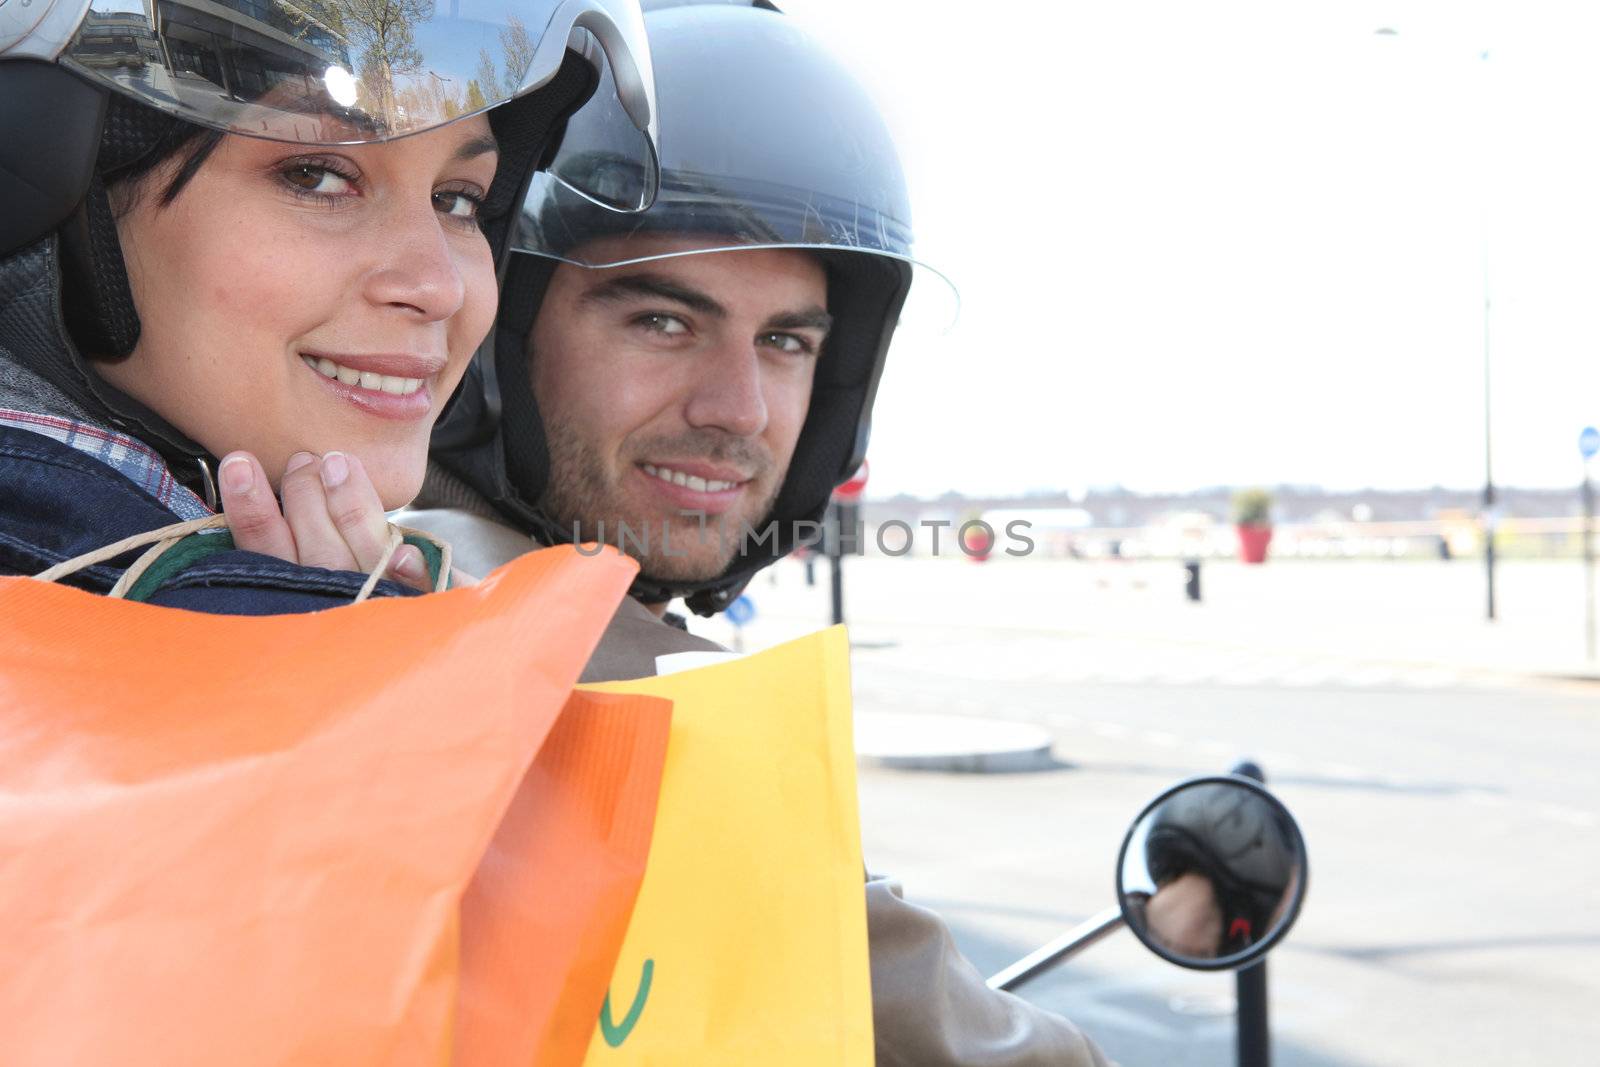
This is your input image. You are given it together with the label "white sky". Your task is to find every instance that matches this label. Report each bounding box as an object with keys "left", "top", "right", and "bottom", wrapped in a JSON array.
[{"left": 779, "top": 0, "right": 1600, "bottom": 498}]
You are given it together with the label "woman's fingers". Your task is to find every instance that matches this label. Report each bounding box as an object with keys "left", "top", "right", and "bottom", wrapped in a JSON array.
[
  {"left": 279, "top": 451, "right": 361, "bottom": 573},
  {"left": 222, "top": 449, "right": 431, "bottom": 591},
  {"left": 218, "top": 451, "right": 298, "bottom": 561},
  {"left": 279, "top": 451, "right": 434, "bottom": 591},
  {"left": 316, "top": 451, "right": 408, "bottom": 575},
  {"left": 387, "top": 545, "right": 436, "bottom": 593}
]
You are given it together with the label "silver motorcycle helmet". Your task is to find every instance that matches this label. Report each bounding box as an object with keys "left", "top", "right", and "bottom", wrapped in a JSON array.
[
  {"left": 431, "top": 0, "right": 954, "bottom": 615},
  {"left": 0, "top": 0, "right": 660, "bottom": 493},
  {"left": 2, "top": 0, "right": 660, "bottom": 249}
]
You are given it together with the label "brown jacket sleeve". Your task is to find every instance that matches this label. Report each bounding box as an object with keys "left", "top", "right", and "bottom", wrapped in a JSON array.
[
  {"left": 577, "top": 593, "right": 725, "bottom": 683},
  {"left": 867, "top": 877, "right": 1113, "bottom": 1067}
]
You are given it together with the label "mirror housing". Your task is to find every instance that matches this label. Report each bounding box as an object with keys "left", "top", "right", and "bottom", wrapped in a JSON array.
[{"left": 1117, "top": 774, "right": 1307, "bottom": 972}]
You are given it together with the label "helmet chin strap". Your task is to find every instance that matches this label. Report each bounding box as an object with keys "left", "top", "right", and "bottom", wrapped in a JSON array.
[{"left": 633, "top": 569, "right": 751, "bottom": 617}]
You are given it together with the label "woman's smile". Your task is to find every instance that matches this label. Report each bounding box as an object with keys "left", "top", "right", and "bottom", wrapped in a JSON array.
[{"left": 297, "top": 351, "right": 444, "bottom": 421}]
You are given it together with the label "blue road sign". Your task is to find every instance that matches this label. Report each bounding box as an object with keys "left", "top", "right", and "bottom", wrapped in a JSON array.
[
  {"left": 725, "top": 595, "right": 756, "bottom": 627},
  {"left": 1582, "top": 426, "right": 1600, "bottom": 460}
]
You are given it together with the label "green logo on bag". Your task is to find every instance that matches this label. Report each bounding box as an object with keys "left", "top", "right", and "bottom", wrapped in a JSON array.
[{"left": 599, "top": 958, "right": 654, "bottom": 1048}]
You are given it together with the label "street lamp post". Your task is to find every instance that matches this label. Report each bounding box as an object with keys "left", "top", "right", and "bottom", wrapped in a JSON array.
[
  {"left": 1376, "top": 31, "right": 1497, "bottom": 621},
  {"left": 1481, "top": 156, "right": 1496, "bottom": 622}
]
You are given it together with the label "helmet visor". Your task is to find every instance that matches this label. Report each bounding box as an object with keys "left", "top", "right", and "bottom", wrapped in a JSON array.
[
  {"left": 58, "top": 0, "right": 658, "bottom": 208},
  {"left": 513, "top": 175, "right": 958, "bottom": 333}
]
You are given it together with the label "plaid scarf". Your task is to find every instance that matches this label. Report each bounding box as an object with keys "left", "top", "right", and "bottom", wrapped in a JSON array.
[{"left": 1, "top": 408, "right": 212, "bottom": 521}]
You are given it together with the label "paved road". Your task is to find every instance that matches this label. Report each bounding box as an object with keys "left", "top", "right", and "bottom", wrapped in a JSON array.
[
  {"left": 686, "top": 556, "right": 1600, "bottom": 1066},
  {"left": 855, "top": 670, "right": 1597, "bottom": 1067}
]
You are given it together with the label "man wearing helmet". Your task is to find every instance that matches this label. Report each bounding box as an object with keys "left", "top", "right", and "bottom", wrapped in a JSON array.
[
  {"left": 408, "top": 3, "right": 1112, "bottom": 1063},
  {"left": 531, "top": 235, "right": 828, "bottom": 581}
]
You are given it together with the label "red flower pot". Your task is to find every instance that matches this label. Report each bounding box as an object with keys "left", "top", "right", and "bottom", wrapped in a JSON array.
[
  {"left": 962, "top": 527, "right": 994, "bottom": 563},
  {"left": 1236, "top": 524, "right": 1273, "bottom": 564}
]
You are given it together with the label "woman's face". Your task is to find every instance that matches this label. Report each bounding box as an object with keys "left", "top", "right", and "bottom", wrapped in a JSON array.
[{"left": 102, "top": 116, "right": 500, "bottom": 508}]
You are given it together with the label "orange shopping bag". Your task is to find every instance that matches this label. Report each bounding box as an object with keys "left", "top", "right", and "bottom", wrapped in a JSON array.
[
  {"left": 0, "top": 545, "right": 667, "bottom": 1067},
  {"left": 456, "top": 688, "right": 671, "bottom": 1067}
]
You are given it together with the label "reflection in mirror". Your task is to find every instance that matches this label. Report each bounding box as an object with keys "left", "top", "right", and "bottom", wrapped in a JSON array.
[{"left": 1119, "top": 777, "right": 1306, "bottom": 970}]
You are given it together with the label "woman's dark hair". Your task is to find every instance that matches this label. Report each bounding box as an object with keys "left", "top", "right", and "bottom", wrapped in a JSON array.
[
  {"left": 61, "top": 97, "right": 226, "bottom": 359},
  {"left": 98, "top": 100, "right": 226, "bottom": 212},
  {"left": 130, "top": 128, "right": 224, "bottom": 207}
]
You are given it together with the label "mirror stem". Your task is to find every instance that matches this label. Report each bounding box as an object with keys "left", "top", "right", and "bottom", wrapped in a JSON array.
[
  {"left": 1237, "top": 959, "right": 1271, "bottom": 1067},
  {"left": 987, "top": 906, "right": 1124, "bottom": 993}
]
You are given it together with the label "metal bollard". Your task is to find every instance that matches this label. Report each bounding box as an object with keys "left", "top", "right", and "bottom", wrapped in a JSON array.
[
  {"left": 1184, "top": 559, "right": 1202, "bottom": 602},
  {"left": 1230, "top": 759, "right": 1270, "bottom": 1067}
]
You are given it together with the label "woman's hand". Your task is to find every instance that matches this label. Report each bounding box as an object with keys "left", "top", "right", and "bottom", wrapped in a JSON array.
[{"left": 216, "top": 450, "right": 434, "bottom": 593}]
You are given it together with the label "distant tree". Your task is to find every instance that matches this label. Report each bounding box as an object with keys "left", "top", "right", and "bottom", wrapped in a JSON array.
[
  {"left": 397, "top": 71, "right": 464, "bottom": 123},
  {"left": 475, "top": 48, "right": 499, "bottom": 102},
  {"left": 472, "top": 15, "right": 537, "bottom": 101},
  {"left": 332, "top": 0, "right": 435, "bottom": 123},
  {"left": 497, "top": 15, "right": 537, "bottom": 94},
  {"left": 464, "top": 78, "right": 487, "bottom": 111}
]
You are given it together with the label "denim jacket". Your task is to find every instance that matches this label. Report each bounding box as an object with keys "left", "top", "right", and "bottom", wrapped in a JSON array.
[{"left": 0, "top": 419, "right": 425, "bottom": 614}]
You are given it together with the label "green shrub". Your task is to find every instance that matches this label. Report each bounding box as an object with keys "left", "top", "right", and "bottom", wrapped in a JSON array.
[{"left": 1232, "top": 487, "right": 1273, "bottom": 527}]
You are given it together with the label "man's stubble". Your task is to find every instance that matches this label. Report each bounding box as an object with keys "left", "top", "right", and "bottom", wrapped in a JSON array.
[{"left": 538, "top": 407, "right": 785, "bottom": 583}]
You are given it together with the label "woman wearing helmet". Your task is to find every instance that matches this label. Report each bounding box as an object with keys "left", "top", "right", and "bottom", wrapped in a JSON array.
[
  {"left": 404, "top": 4, "right": 1109, "bottom": 1063},
  {"left": 0, "top": 0, "right": 658, "bottom": 608}
]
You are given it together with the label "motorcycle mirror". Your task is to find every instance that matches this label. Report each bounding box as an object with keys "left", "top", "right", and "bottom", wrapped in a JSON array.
[{"left": 1116, "top": 774, "right": 1307, "bottom": 972}]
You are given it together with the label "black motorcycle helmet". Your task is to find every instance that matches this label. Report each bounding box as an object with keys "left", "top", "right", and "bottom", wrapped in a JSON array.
[
  {"left": 0, "top": 0, "right": 660, "bottom": 500},
  {"left": 430, "top": 0, "right": 953, "bottom": 616},
  {"left": 1143, "top": 782, "right": 1298, "bottom": 955}
]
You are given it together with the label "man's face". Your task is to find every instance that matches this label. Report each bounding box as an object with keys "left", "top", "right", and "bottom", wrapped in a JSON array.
[{"left": 531, "top": 236, "right": 830, "bottom": 581}]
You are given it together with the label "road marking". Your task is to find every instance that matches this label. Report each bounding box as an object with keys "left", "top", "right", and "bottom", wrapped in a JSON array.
[
  {"left": 1340, "top": 665, "right": 1400, "bottom": 688},
  {"left": 869, "top": 639, "right": 1514, "bottom": 692},
  {"left": 1398, "top": 666, "right": 1463, "bottom": 689},
  {"left": 1211, "top": 657, "right": 1284, "bottom": 686},
  {"left": 1280, "top": 662, "right": 1339, "bottom": 687},
  {"left": 1536, "top": 804, "right": 1598, "bottom": 828},
  {"left": 1169, "top": 992, "right": 1238, "bottom": 1017}
]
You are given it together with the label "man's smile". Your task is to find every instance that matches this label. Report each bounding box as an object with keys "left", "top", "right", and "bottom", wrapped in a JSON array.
[
  {"left": 639, "top": 461, "right": 750, "bottom": 493},
  {"left": 631, "top": 461, "right": 753, "bottom": 516}
]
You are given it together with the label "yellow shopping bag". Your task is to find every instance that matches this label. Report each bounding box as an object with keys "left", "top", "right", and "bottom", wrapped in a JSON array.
[{"left": 580, "top": 626, "right": 872, "bottom": 1065}]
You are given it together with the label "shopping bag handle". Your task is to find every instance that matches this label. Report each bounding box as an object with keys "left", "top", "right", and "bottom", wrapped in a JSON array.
[{"left": 33, "top": 516, "right": 453, "bottom": 602}]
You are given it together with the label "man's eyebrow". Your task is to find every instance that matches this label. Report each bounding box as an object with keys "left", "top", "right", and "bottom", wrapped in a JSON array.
[
  {"left": 579, "top": 273, "right": 727, "bottom": 317},
  {"left": 766, "top": 306, "right": 833, "bottom": 335},
  {"left": 452, "top": 135, "right": 500, "bottom": 163}
]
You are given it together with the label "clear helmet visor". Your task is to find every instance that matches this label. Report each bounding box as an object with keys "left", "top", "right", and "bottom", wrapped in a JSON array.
[
  {"left": 53, "top": 0, "right": 658, "bottom": 209},
  {"left": 514, "top": 205, "right": 959, "bottom": 334}
]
